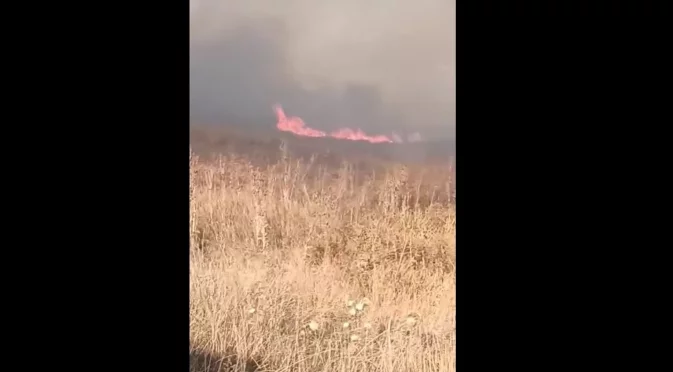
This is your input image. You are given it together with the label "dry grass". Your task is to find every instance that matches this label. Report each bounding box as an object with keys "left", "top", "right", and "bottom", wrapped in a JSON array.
[{"left": 190, "top": 146, "right": 455, "bottom": 372}]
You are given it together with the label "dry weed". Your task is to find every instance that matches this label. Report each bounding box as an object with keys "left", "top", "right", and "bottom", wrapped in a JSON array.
[{"left": 190, "top": 148, "right": 455, "bottom": 372}]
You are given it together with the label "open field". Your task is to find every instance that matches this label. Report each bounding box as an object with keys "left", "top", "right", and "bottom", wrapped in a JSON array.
[
  {"left": 190, "top": 125, "right": 456, "bottom": 168},
  {"left": 190, "top": 137, "right": 455, "bottom": 372}
]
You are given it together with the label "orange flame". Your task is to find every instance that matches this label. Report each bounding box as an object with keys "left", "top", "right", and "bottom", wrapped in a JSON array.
[
  {"left": 273, "top": 104, "right": 326, "bottom": 138},
  {"left": 273, "top": 104, "right": 403, "bottom": 144}
]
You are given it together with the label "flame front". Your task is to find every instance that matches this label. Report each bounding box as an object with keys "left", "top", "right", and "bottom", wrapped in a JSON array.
[
  {"left": 273, "top": 104, "right": 326, "bottom": 138},
  {"left": 273, "top": 104, "right": 408, "bottom": 144}
]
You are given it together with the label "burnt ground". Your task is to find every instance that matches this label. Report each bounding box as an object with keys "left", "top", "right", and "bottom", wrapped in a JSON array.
[{"left": 190, "top": 124, "right": 455, "bottom": 168}]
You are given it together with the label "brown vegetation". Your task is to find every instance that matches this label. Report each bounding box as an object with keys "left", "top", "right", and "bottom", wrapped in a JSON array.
[{"left": 190, "top": 141, "right": 455, "bottom": 372}]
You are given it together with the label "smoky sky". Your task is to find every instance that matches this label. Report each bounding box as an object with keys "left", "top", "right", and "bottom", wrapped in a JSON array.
[{"left": 190, "top": 0, "right": 455, "bottom": 139}]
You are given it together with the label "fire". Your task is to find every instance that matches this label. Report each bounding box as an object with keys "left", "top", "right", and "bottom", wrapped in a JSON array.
[
  {"left": 330, "top": 127, "right": 394, "bottom": 144},
  {"left": 273, "top": 104, "right": 326, "bottom": 138},
  {"left": 273, "top": 104, "right": 406, "bottom": 144}
]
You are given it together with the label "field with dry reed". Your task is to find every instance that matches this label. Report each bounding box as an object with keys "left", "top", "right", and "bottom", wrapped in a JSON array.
[{"left": 190, "top": 146, "right": 455, "bottom": 372}]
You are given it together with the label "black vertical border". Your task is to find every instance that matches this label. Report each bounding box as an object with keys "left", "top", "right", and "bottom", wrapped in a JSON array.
[
  {"left": 7, "top": 0, "right": 185, "bottom": 369},
  {"left": 458, "top": 1, "right": 672, "bottom": 370},
  {"left": 75, "top": 1, "right": 191, "bottom": 370}
]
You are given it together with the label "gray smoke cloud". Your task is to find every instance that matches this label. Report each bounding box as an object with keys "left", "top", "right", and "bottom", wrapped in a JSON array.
[{"left": 190, "top": 0, "right": 455, "bottom": 140}]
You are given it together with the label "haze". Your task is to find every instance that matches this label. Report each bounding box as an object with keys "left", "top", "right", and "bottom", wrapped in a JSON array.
[{"left": 190, "top": 0, "right": 455, "bottom": 140}]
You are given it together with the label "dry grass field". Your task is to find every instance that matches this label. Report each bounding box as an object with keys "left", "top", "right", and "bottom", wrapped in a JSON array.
[{"left": 189, "top": 143, "right": 455, "bottom": 372}]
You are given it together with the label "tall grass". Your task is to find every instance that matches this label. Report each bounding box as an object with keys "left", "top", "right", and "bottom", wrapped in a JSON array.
[{"left": 190, "top": 147, "right": 455, "bottom": 372}]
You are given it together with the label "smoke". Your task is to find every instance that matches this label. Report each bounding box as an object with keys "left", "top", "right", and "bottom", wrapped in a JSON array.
[{"left": 190, "top": 0, "right": 455, "bottom": 139}]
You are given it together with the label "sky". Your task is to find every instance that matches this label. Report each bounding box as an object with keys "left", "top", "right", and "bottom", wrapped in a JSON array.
[{"left": 190, "top": 0, "right": 455, "bottom": 140}]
